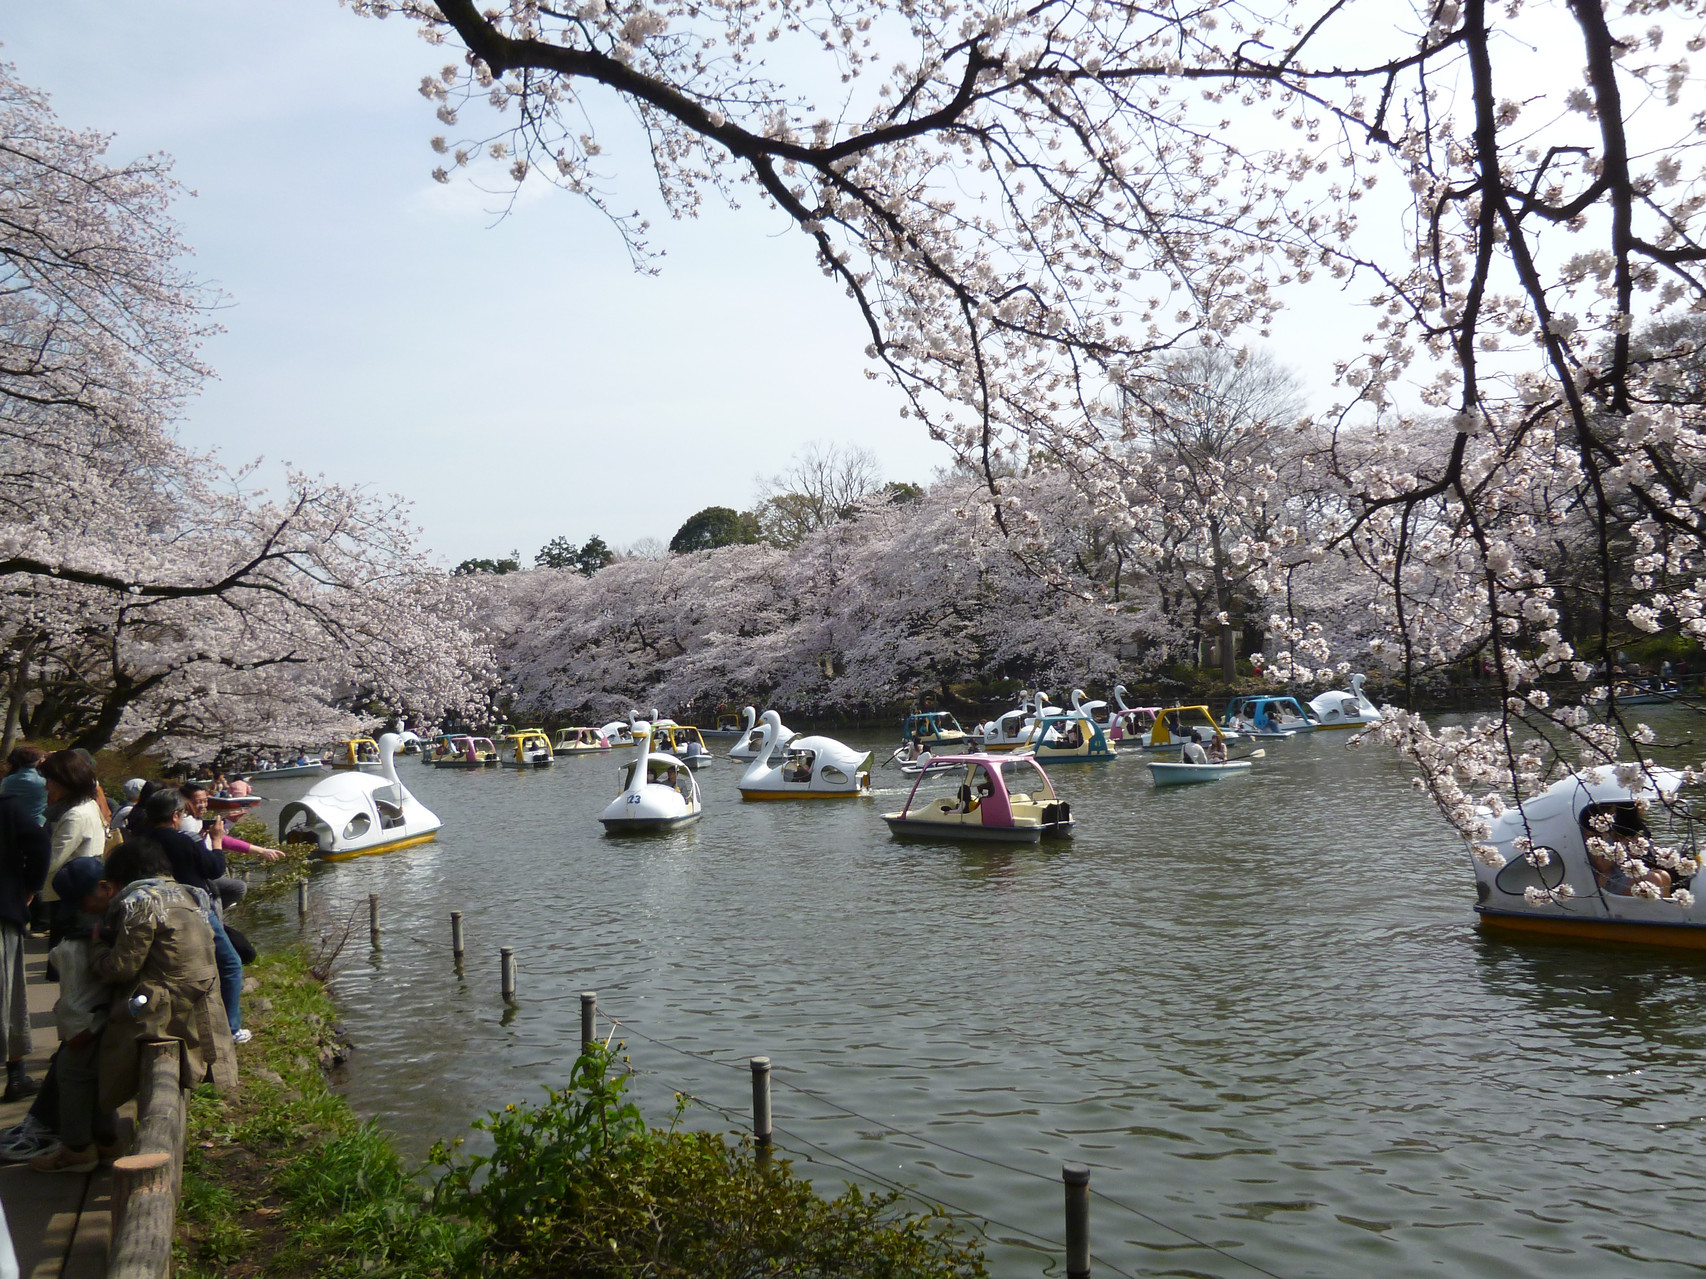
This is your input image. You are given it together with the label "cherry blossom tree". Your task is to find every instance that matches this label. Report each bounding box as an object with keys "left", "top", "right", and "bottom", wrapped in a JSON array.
[{"left": 0, "top": 62, "right": 495, "bottom": 759}]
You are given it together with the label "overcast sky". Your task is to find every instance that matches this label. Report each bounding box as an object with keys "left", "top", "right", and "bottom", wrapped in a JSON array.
[{"left": 6, "top": 2, "right": 1367, "bottom": 567}]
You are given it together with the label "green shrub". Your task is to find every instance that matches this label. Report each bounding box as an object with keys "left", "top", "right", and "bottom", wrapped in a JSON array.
[{"left": 432, "top": 1045, "right": 987, "bottom": 1279}]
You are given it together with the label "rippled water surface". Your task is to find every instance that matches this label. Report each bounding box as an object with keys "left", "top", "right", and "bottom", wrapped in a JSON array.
[{"left": 244, "top": 714, "right": 1706, "bottom": 1278}]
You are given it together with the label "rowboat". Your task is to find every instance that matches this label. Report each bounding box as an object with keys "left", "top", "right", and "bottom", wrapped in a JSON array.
[
  {"left": 1147, "top": 759, "right": 1254, "bottom": 786},
  {"left": 242, "top": 762, "right": 325, "bottom": 782}
]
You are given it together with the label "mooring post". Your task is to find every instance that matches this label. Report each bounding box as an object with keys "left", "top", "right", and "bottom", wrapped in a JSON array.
[
  {"left": 1063, "top": 1163, "right": 1091, "bottom": 1279},
  {"left": 450, "top": 911, "right": 465, "bottom": 962},
  {"left": 368, "top": 893, "right": 380, "bottom": 945},
  {"left": 750, "top": 1056, "right": 773, "bottom": 1148},
  {"left": 580, "top": 991, "right": 596, "bottom": 1052},
  {"left": 501, "top": 947, "right": 517, "bottom": 1002},
  {"left": 296, "top": 880, "right": 307, "bottom": 919}
]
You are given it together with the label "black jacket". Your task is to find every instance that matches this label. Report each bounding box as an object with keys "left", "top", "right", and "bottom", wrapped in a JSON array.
[
  {"left": 149, "top": 827, "right": 225, "bottom": 896},
  {"left": 0, "top": 794, "right": 51, "bottom": 928}
]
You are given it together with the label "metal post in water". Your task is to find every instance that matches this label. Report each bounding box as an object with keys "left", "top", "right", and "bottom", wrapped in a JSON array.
[
  {"left": 750, "top": 1056, "right": 773, "bottom": 1148},
  {"left": 296, "top": 880, "right": 307, "bottom": 919},
  {"left": 368, "top": 893, "right": 380, "bottom": 945},
  {"left": 1063, "top": 1163, "right": 1090, "bottom": 1279},
  {"left": 580, "top": 991, "right": 596, "bottom": 1052},
  {"left": 501, "top": 947, "right": 517, "bottom": 1002},
  {"left": 451, "top": 911, "right": 465, "bottom": 962}
]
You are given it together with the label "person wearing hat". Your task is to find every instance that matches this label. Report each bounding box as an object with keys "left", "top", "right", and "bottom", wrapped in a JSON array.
[
  {"left": 108, "top": 779, "right": 147, "bottom": 840},
  {"left": 28, "top": 857, "right": 120, "bottom": 1174}
]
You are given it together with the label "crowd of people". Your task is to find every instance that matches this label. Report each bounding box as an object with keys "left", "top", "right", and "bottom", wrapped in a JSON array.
[{"left": 0, "top": 746, "right": 279, "bottom": 1174}]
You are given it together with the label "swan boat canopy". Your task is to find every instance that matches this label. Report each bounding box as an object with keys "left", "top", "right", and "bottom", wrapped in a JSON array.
[
  {"left": 900, "top": 710, "right": 970, "bottom": 748},
  {"left": 730, "top": 706, "right": 794, "bottom": 762},
  {"left": 432, "top": 735, "right": 500, "bottom": 769},
  {"left": 1135, "top": 706, "right": 1240, "bottom": 751},
  {"left": 500, "top": 730, "right": 555, "bottom": 768},
  {"left": 883, "top": 754, "right": 1074, "bottom": 842},
  {"left": 1307, "top": 674, "right": 1383, "bottom": 730},
  {"left": 325, "top": 738, "right": 383, "bottom": 772},
  {"left": 1028, "top": 713, "right": 1117, "bottom": 762},
  {"left": 553, "top": 727, "right": 611, "bottom": 754},
  {"left": 738, "top": 711, "right": 873, "bottom": 800},
  {"left": 1222, "top": 695, "right": 1315, "bottom": 736},
  {"left": 1470, "top": 767, "right": 1706, "bottom": 948},
  {"left": 651, "top": 724, "right": 714, "bottom": 770},
  {"left": 598, "top": 733, "right": 703, "bottom": 832},
  {"left": 280, "top": 733, "right": 442, "bottom": 861}
]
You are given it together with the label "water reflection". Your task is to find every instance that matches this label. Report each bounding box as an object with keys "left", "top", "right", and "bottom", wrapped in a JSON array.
[{"left": 242, "top": 710, "right": 1706, "bottom": 1278}]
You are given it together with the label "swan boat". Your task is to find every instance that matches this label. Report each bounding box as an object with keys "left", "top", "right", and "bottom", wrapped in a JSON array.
[
  {"left": 598, "top": 730, "right": 703, "bottom": 832},
  {"left": 553, "top": 726, "right": 611, "bottom": 754},
  {"left": 1470, "top": 766, "right": 1706, "bottom": 949},
  {"left": 1307, "top": 673, "right": 1382, "bottom": 729},
  {"left": 900, "top": 710, "right": 971, "bottom": 748},
  {"left": 738, "top": 710, "right": 873, "bottom": 800},
  {"left": 324, "top": 738, "right": 383, "bottom": 773},
  {"left": 500, "top": 730, "right": 555, "bottom": 768},
  {"left": 599, "top": 719, "right": 638, "bottom": 748},
  {"left": 1029, "top": 712, "right": 1117, "bottom": 762},
  {"left": 883, "top": 754, "right": 1074, "bottom": 842},
  {"left": 1222, "top": 695, "right": 1315, "bottom": 737},
  {"left": 279, "top": 733, "right": 442, "bottom": 861},
  {"left": 729, "top": 706, "right": 794, "bottom": 762}
]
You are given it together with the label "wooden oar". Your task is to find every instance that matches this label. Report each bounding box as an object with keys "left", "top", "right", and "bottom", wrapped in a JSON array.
[{"left": 1229, "top": 747, "right": 1266, "bottom": 763}]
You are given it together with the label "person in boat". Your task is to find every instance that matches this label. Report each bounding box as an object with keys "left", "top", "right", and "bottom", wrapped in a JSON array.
[
  {"left": 1057, "top": 721, "right": 1084, "bottom": 749},
  {"left": 1206, "top": 733, "right": 1228, "bottom": 763},
  {"left": 209, "top": 771, "right": 230, "bottom": 797},
  {"left": 785, "top": 753, "right": 813, "bottom": 784},
  {"left": 1181, "top": 731, "right": 1210, "bottom": 765},
  {"left": 1583, "top": 804, "right": 1673, "bottom": 897}
]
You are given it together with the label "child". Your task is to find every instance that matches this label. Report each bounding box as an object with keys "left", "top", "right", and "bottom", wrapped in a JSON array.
[{"left": 28, "top": 857, "right": 119, "bottom": 1174}]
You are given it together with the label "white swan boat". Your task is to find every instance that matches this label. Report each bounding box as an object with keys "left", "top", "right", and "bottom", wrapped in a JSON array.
[
  {"left": 279, "top": 732, "right": 442, "bottom": 861},
  {"left": 1469, "top": 765, "right": 1706, "bottom": 948},
  {"left": 1308, "top": 673, "right": 1382, "bottom": 729},
  {"left": 729, "top": 705, "right": 794, "bottom": 762},
  {"left": 738, "top": 710, "right": 873, "bottom": 800},
  {"left": 599, "top": 729, "right": 703, "bottom": 833}
]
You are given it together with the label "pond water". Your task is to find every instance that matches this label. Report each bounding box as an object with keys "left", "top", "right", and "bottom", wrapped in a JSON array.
[{"left": 244, "top": 712, "right": 1706, "bottom": 1278}]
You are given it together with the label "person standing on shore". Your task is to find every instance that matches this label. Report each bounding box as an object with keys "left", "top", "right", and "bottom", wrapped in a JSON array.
[
  {"left": 89, "top": 841, "right": 236, "bottom": 1112},
  {"left": 0, "top": 747, "right": 46, "bottom": 829},
  {"left": 28, "top": 857, "right": 120, "bottom": 1175},
  {"left": 38, "top": 752, "right": 105, "bottom": 959},
  {"left": 0, "top": 789, "right": 49, "bottom": 1101},
  {"left": 144, "top": 793, "right": 248, "bottom": 1042}
]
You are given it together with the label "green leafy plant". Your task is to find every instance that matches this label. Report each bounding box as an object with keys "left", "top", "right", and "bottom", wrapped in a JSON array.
[{"left": 433, "top": 1044, "right": 987, "bottom": 1279}]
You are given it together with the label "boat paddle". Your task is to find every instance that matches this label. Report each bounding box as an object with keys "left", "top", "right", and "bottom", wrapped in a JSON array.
[{"left": 1230, "top": 747, "right": 1267, "bottom": 763}]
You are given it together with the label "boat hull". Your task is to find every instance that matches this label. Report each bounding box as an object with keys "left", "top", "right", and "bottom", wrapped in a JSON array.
[
  {"left": 882, "top": 815, "right": 1046, "bottom": 842},
  {"left": 243, "top": 764, "right": 324, "bottom": 781},
  {"left": 600, "top": 813, "right": 702, "bottom": 833},
  {"left": 317, "top": 831, "right": 439, "bottom": 862},
  {"left": 500, "top": 760, "right": 553, "bottom": 769},
  {"left": 1476, "top": 907, "right": 1706, "bottom": 950},
  {"left": 739, "top": 788, "right": 867, "bottom": 801},
  {"left": 435, "top": 760, "right": 496, "bottom": 769},
  {"left": 1147, "top": 761, "right": 1253, "bottom": 786}
]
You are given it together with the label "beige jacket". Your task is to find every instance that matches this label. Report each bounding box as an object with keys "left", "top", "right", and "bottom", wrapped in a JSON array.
[
  {"left": 43, "top": 799, "right": 105, "bottom": 902},
  {"left": 91, "top": 877, "right": 237, "bottom": 1109}
]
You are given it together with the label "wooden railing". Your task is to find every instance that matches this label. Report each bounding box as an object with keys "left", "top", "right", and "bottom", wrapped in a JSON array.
[{"left": 108, "top": 1040, "right": 186, "bottom": 1279}]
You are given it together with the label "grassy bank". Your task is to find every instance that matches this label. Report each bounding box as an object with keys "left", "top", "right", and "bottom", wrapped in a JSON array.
[{"left": 179, "top": 949, "right": 987, "bottom": 1279}]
